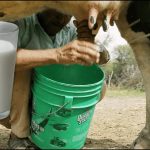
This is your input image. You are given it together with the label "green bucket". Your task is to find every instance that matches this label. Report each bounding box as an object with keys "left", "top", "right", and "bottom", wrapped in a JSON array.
[{"left": 31, "top": 64, "right": 104, "bottom": 149}]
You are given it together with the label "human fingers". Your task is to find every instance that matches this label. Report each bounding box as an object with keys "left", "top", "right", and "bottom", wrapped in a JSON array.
[
  {"left": 69, "top": 50, "right": 96, "bottom": 65},
  {"left": 75, "top": 44, "right": 100, "bottom": 63},
  {"left": 67, "top": 40, "right": 100, "bottom": 62},
  {"left": 74, "top": 51, "right": 97, "bottom": 65},
  {"left": 78, "top": 38, "right": 94, "bottom": 43},
  {"left": 73, "top": 58, "right": 93, "bottom": 66},
  {"left": 77, "top": 40, "right": 100, "bottom": 52},
  {"left": 76, "top": 57, "right": 94, "bottom": 66}
]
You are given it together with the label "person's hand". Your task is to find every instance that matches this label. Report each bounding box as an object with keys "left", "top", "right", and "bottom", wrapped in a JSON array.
[
  {"left": 55, "top": 40, "right": 100, "bottom": 66},
  {"left": 74, "top": 20, "right": 95, "bottom": 43},
  {"left": 74, "top": 19, "right": 110, "bottom": 65}
]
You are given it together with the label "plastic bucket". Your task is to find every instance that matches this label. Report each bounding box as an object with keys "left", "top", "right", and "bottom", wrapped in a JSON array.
[
  {"left": 31, "top": 64, "right": 104, "bottom": 149},
  {"left": 0, "top": 22, "right": 18, "bottom": 119}
]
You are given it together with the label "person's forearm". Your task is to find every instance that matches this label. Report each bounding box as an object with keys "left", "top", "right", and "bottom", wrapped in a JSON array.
[
  {"left": 16, "top": 40, "right": 101, "bottom": 71},
  {"left": 16, "top": 48, "right": 58, "bottom": 71}
]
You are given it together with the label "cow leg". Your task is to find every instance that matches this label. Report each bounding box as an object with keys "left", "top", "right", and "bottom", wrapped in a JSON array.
[
  {"left": 119, "top": 29, "right": 150, "bottom": 149},
  {"left": 120, "top": 29, "right": 150, "bottom": 149},
  {"left": 130, "top": 41, "right": 150, "bottom": 149},
  {"left": 116, "top": 2, "right": 150, "bottom": 148}
]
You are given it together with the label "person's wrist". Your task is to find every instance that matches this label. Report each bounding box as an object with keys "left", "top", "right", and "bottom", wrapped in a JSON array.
[{"left": 47, "top": 48, "right": 60, "bottom": 64}]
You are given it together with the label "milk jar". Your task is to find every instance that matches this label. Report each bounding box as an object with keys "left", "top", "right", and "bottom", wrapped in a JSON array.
[{"left": 0, "top": 22, "right": 18, "bottom": 119}]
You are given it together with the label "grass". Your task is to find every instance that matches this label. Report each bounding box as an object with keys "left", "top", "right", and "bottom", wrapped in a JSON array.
[{"left": 106, "top": 88, "right": 145, "bottom": 98}]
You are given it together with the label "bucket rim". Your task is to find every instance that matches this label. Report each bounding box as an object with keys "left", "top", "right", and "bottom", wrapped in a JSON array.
[
  {"left": 34, "top": 65, "right": 105, "bottom": 88},
  {"left": 34, "top": 75, "right": 103, "bottom": 93},
  {"left": 32, "top": 91, "right": 100, "bottom": 109},
  {"left": 32, "top": 85, "right": 101, "bottom": 98}
]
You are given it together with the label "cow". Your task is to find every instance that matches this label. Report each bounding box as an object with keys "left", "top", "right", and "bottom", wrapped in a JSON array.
[
  {"left": 0, "top": 1, "right": 149, "bottom": 149},
  {"left": 116, "top": 2, "right": 150, "bottom": 148}
]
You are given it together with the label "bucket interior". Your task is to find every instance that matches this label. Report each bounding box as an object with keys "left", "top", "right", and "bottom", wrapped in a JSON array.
[{"left": 35, "top": 64, "right": 104, "bottom": 85}]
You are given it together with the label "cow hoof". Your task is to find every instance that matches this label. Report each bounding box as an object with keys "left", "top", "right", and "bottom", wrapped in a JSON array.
[
  {"left": 131, "top": 140, "right": 145, "bottom": 149},
  {"left": 131, "top": 130, "right": 150, "bottom": 149}
]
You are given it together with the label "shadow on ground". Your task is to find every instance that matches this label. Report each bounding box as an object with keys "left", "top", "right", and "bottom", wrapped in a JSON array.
[{"left": 84, "top": 138, "right": 131, "bottom": 149}]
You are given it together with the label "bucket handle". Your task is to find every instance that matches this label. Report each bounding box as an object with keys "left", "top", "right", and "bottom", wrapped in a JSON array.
[
  {"left": 64, "top": 96, "right": 73, "bottom": 109},
  {"left": 32, "top": 96, "right": 73, "bottom": 126},
  {"left": 32, "top": 100, "right": 70, "bottom": 118},
  {"left": 32, "top": 101, "right": 70, "bottom": 128}
]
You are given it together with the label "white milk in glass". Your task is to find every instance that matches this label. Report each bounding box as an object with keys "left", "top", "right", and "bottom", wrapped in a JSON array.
[{"left": 0, "top": 22, "right": 18, "bottom": 119}]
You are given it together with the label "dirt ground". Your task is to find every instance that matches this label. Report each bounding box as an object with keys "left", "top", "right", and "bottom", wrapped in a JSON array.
[{"left": 0, "top": 90, "right": 145, "bottom": 149}]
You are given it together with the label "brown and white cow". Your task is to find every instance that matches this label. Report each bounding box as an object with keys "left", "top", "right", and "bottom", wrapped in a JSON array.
[{"left": 0, "top": 1, "right": 149, "bottom": 148}]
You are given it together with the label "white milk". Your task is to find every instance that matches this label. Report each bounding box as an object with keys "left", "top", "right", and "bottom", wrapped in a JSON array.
[
  {"left": 0, "top": 41, "right": 16, "bottom": 119},
  {"left": 0, "top": 22, "right": 18, "bottom": 119}
]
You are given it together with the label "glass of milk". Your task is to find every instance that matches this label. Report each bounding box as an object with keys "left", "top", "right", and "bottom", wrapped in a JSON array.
[{"left": 0, "top": 21, "right": 19, "bottom": 119}]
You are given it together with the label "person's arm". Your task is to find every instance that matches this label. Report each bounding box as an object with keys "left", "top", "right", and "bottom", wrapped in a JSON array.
[
  {"left": 16, "top": 48, "right": 57, "bottom": 71},
  {"left": 16, "top": 40, "right": 100, "bottom": 71}
]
